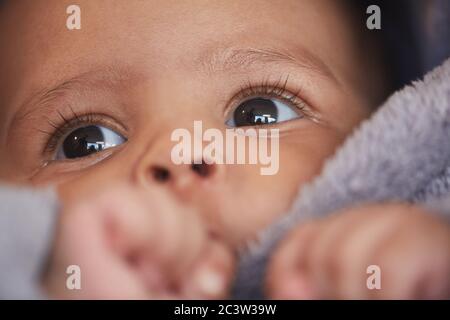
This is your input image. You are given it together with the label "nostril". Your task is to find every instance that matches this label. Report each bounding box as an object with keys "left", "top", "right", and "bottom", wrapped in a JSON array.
[
  {"left": 151, "top": 166, "right": 171, "bottom": 182},
  {"left": 191, "top": 161, "right": 214, "bottom": 178}
]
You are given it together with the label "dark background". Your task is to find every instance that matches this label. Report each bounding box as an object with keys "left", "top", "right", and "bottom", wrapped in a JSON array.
[{"left": 353, "top": 0, "right": 450, "bottom": 90}]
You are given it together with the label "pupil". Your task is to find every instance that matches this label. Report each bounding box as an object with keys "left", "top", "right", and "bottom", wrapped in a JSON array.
[
  {"left": 63, "top": 126, "right": 105, "bottom": 159},
  {"left": 233, "top": 98, "right": 278, "bottom": 127}
]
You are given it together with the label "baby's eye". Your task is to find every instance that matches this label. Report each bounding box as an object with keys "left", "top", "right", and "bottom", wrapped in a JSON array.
[
  {"left": 56, "top": 125, "right": 125, "bottom": 160},
  {"left": 225, "top": 98, "right": 302, "bottom": 127}
]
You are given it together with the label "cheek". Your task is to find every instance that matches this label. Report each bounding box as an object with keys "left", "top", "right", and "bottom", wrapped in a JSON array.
[
  {"left": 57, "top": 171, "right": 120, "bottom": 208},
  {"left": 219, "top": 128, "right": 345, "bottom": 244},
  {"left": 30, "top": 141, "right": 144, "bottom": 206},
  {"left": 52, "top": 155, "right": 134, "bottom": 208}
]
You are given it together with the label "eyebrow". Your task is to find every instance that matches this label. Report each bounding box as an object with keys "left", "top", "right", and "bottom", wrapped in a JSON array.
[
  {"left": 13, "top": 66, "right": 134, "bottom": 124},
  {"left": 13, "top": 45, "right": 337, "bottom": 125},
  {"left": 199, "top": 46, "right": 339, "bottom": 84}
]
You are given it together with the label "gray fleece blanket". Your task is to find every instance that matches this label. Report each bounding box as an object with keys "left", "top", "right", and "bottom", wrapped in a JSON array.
[
  {"left": 0, "top": 187, "right": 57, "bottom": 299},
  {"left": 232, "top": 57, "right": 450, "bottom": 299}
]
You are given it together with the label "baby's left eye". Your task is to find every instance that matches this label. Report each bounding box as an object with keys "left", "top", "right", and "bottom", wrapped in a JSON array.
[
  {"left": 225, "top": 98, "right": 302, "bottom": 127},
  {"left": 56, "top": 125, "right": 125, "bottom": 160}
]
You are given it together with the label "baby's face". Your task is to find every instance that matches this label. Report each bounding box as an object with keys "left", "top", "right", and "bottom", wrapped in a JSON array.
[{"left": 0, "top": 0, "right": 371, "bottom": 246}]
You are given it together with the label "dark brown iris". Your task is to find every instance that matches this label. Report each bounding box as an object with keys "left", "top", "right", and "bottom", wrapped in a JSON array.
[
  {"left": 63, "top": 126, "right": 105, "bottom": 159},
  {"left": 233, "top": 98, "right": 278, "bottom": 127}
]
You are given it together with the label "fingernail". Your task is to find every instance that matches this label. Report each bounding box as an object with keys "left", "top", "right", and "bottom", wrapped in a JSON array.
[{"left": 194, "top": 268, "right": 226, "bottom": 297}]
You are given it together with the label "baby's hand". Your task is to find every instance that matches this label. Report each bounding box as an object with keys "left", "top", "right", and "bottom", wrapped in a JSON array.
[
  {"left": 43, "top": 185, "right": 235, "bottom": 299},
  {"left": 266, "top": 203, "right": 450, "bottom": 299}
]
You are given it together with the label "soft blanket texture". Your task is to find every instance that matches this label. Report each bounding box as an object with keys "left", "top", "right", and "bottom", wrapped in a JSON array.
[
  {"left": 232, "top": 58, "right": 450, "bottom": 299},
  {"left": 0, "top": 186, "right": 58, "bottom": 299}
]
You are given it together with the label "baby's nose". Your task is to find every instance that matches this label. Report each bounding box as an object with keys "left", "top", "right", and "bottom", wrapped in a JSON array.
[
  {"left": 151, "top": 160, "right": 215, "bottom": 183},
  {"left": 134, "top": 133, "right": 224, "bottom": 200}
]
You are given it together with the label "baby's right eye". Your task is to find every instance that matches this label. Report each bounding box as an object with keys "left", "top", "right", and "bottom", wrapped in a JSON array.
[{"left": 56, "top": 125, "right": 126, "bottom": 160}]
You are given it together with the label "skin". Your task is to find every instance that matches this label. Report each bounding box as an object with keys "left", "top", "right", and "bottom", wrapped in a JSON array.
[
  {"left": 1, "top": 0, "right": 448, "bottom": 299},
  {"left": 267, "top": 204, "right": 450, "bottom": 299},
  {"left": 45, "top": 185, "right": 235, "bottom": 299},
  {"left": 0, "top": 0, "right": 369, "bottom": 248}
]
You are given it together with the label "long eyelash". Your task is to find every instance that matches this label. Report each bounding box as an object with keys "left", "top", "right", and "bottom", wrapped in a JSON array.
[
  {"left": 235, "top": 75, "right": 306, "bottom": 111},
  {"left": 40, "top": 106, "right": 98, "bottom": 154}
]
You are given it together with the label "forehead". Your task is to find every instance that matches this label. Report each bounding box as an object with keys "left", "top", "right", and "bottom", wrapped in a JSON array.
[
  {"left": 0, "top": 0, "right": 355, "bottom": 109},
  {"left": 1, "top": 0, "right": 352, "bottom": 65}
]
